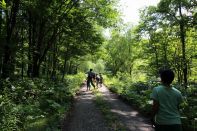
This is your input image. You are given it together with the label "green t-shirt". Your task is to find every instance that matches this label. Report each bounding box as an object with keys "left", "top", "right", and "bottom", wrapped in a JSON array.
[{"left": 150, "top": 85, "right": 183, "bottom": 125}]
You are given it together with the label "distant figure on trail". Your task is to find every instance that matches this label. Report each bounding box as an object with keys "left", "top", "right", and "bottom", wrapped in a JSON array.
[
  {"left": 150, "top": 69, "right": 183, "bottom": 131},
  {"left": 95, "top": 73, "right": 103, "bottom": 88},
  {"left": 99, "top": 73, "right": 103, "bottom": 87},
  {"left": 86, "top": 69, "right": 95, "bottom": 91},
  {"left": 96, "top": 74, "right": 100, "bottom": 88}
]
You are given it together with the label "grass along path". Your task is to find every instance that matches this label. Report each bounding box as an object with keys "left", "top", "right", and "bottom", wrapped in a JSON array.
[{"left": 93, "top": 89, "right": 126, "bottom": 131}]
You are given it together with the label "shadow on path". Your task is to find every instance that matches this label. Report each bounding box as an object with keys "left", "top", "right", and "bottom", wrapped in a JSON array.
[
  {"left": 98, "top": 86, "right": 154, "bottom": 131},
  {"left": 62, "top": 83, "right": 154, "bottom": 131},
  {"left": 62, "top": 85, "right": 110, "bottom": 131}
]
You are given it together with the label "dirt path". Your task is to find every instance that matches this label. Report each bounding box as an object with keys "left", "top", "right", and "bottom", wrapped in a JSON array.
[
  {"left": 62, "top": 84, "right": 154, "bottom": 131},
  {"left": 98, "top": 85, "right": 154, "bottom": 131},
  {"left": 62, "top": 85, "right": 110, "bottom": 131}
]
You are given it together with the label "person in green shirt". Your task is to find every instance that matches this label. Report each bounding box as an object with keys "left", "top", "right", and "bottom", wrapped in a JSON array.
[{"left": 150, "top": 69, "right": 183, "bottom": 131}]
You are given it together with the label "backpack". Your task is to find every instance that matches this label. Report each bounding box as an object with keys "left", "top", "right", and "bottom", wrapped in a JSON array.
[{"left": 88, "top": 71, "right": 95, "bottom": 79}]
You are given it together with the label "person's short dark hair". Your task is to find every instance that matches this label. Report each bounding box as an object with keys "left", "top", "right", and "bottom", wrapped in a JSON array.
[
  {"left": 90, "top": 69, "right": 93, "bottom": 71},
  {"left": 160, "top": 69, "right": 175, "bottom": 85}
]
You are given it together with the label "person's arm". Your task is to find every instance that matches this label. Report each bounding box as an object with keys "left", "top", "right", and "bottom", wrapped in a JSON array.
[
  {"left": 152, "top": 99, "right": 159, "bottom": 117},
  {"left": 150, "top": 87, "right": 159, "bottom": 126},
  {"left": 150, "top": 99, "right": 159, "bottom": 127},
  {"left": 177, "top": 93, "right": 184, "bottom": 110}
]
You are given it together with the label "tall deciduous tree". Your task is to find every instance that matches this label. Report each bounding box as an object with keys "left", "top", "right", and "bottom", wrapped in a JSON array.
[
  {"left": 156, "top": 0, "right": 196, "bottom": 87},
  {"left": 1, "top": 0, "right": 20, "bottom": 78},
  {"left": 137, "top": 0, "right": 196, "bottom": 86},
  {"left": 0, "top": 0, "right": 119, "bottom": 79}
]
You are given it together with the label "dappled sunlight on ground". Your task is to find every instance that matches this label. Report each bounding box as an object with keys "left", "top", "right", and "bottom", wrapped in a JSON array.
[
  {"left": 63, "top": 84, "right": 154, "bottom": 131},
  {"left": 98, "top": 85, "right": 154, "bottom": 131},
  {"left": 62, "top": 85, "right": 109, "bottom": 131},
  {"left": 111, "top": 109, "right": 139, "bottom": 117}
]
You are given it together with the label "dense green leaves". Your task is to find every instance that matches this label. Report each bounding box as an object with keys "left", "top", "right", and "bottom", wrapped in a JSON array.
[
  {"left": 135, "top": 0, "right": 197, "bottom": 85},
  {"left": 0, "top": 73, "right": 84, "bottom": 130},
  {"left": 0, "top": 0, "right": 119, "bottom": 78}
]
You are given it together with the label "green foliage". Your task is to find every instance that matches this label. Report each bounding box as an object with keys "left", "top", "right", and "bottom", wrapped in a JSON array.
[
  {"left": 64, "top": 72, "right": 85, "bottom": 95},
  {"left": 136, "top": 0, "right": 197, "bottom": 85},
  {"left": 0, "top": 94, "right": 20, "bottom": 131},
  {"left": 0, "top": 73, "right": 84, "bottom": 130},
  {"left": 0, "top": 0, "right": 120, "bottom": 78},
  {"left": 104, "top": 75, "right": 124, "bottom": 95},
  {"left": 0, "top": 0, "right": 6, "bottom": 9}
]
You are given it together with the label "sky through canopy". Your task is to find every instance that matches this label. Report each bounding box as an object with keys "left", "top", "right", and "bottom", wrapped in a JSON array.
[{"left": 119, "top": 0, "right": 160, "bottom": 24}]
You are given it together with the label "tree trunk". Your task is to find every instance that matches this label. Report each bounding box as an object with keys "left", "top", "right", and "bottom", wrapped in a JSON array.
[
  {"left": 32, "top": 61, "right": 40, "bottom": 77},
  {"left": 0, "top": 8, "right": 2, "bottom": 75},
  {"left": 21, "top": 29, "right": 24, "bottom": 79},
  {"left": 0, "top": 8, "right": 2, "bottom": 34},
  {"left": 2, "top": 0, "right": 20, "bottom": 78},
  {"left": 27, "top": 11, "right": 32, "bottom": 77},
  {"left": 180, "top": 22, "right": 187, "bottom": 87},
  {"left": 51, "top": 42, "right": 57, "bottom": 79},
  {"left": 163, "top": 40, "right": 168, "bottom": 68},
  {"left": 179, "top": 3, "right": 187, "bottom": 88},
  {"left": 61, "top": 57, "right": 67, "bottom": 82}
]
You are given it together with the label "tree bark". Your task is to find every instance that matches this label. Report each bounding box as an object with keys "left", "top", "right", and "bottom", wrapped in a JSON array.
[
  {"left": 179, "top": 2, "right": 187, "bottom": 88},
  {"left": 2, "top": 0, "right": 20, "bottom": 78},
  {"left": 27, "top": 10, "right": 32, "bottom": 77},
  {"left": 61, "top": 57, "right": 67, "bottom": 82}
]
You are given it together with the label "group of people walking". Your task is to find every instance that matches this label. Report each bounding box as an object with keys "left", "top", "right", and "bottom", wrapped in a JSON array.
[{"left": 86, "top": 69, "right": 103, "bottom": 91}]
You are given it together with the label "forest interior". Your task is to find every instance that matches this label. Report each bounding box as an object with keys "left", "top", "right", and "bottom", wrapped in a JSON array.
[{"left": 0, "top": 0, "right": 196, "bottom": 131}]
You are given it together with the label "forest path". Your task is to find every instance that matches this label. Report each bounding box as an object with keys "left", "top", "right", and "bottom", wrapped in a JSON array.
[
  {"left": 98, "top": 85, "right": 154, "bottom": 131},
  {"left": 62, "top": 83, "right": 154, "bottom": 131},
  {"left": 62, "top": 84, "right": 110, "bottom": 131}
]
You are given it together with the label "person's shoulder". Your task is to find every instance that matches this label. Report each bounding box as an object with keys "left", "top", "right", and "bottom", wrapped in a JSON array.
[
  {"left": 152, "top": 85, "right": 163, "bottom": 92},
  {"left": 153, "top": 85, "right": 163, "bottom": 90},
  {"left": 172, "top": 87, "right": 182, "bottom": 94}
]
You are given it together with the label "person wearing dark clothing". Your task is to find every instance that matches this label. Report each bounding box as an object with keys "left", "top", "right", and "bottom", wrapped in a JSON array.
[
  {"left": 99, "top": 73, "right": 103, "bottom": 87},
  {"left": 95, "top": 74, "right": 100, "bottom": 88},
  {"left": 86, "top": 69, "right": 95, "bottom": 91}
]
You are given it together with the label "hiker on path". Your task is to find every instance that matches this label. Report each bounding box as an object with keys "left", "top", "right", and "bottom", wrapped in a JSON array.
[
  {"left": 99, "top": 73, "right": 103, "bottom": 87},
  {"left": 86, "top": 69, "right": 95, "bottom": 91},
  {"left": 96, "top": 73, "right": 100, "bottom": 88},
  {"left": 150, "top": 69, "right": 183, "bottom": 131}
]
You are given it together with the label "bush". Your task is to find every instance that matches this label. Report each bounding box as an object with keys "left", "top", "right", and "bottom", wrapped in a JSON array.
[{"left": 0, "top": 73, "right": 85, "bottom": 130}]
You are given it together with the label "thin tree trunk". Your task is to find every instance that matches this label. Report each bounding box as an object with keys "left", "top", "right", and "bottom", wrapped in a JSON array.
[
  {"left": 0, "top": 9, "right": 2, "bottom": 74},
  {"left": 51, "top": 42, "right": 57, "bottom": 79},
  {"left": 61, "top": 57, "right": 67, "bottom": 82},
  {"left": 27, "top": 11, "right": 32, "bottom": 77},
  {"left": 21, "top": 28, "right": 24, "bottom": 79},
  {"left": 32, "top": 61, "right": 40, "bottom": 77},
  {"left": 179, "top": 3, "right": 187, "bottom": 88}
]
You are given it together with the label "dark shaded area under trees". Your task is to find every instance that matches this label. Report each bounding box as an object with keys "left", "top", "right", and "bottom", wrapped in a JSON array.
[{"left": 0, "top": 0, "right": 118, "bottom": 80}]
